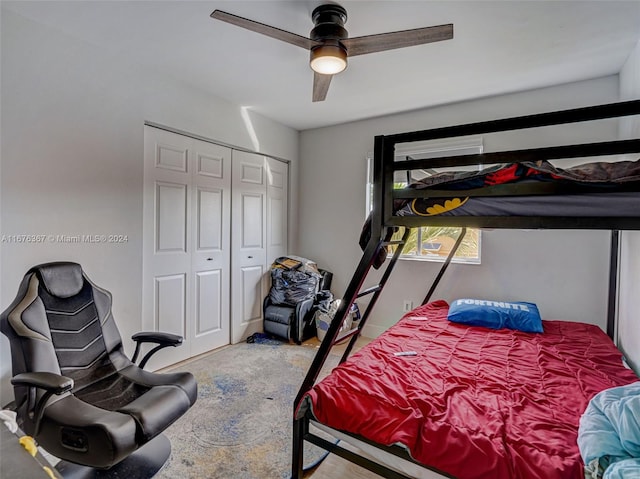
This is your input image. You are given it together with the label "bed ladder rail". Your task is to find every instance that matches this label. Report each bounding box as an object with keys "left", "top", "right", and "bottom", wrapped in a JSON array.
[
  {"left": 354, "top": 241, "right": 405, "bottom": 296},
  {"left": 337, "top": 231, "right": 413, "bottom": 361},
  {"left": 335, "top": 226, "right": 466, "bottom": 358},
  {"left": 292, "top": 227, "right": 411, "bottom": 479},
  {"left": 298, "top": 226, "right": 411, "bottom": 398}
]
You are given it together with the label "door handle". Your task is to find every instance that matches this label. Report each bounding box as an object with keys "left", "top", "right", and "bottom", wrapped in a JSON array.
[
  {"left": 248, "top": 255, "right": 253, "bottom": 259},
  {"left": 206, "top": 258, "right": 213, "bottom": 261}
]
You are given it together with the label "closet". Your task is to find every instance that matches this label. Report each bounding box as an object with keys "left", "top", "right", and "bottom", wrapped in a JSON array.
[{"left": 142, "top": 126, "right": 288, "bottom": 367}]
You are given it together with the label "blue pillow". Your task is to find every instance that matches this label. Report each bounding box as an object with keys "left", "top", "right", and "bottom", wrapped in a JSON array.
[{"left": 447, "top": 299, "right": 543, "bottom": 333}]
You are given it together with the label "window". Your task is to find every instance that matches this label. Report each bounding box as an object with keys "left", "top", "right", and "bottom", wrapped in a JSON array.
[
  {"left": 387, "top": 224, "right": 481, "bottom": 264},
  {"left": 366, "top": 136, "right": 483, "bottom": 264}
]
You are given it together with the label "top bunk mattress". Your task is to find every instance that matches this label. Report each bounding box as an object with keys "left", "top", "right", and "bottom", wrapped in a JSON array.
[
  {"left": 393, "top": 158, "right": 640, "bottom": 217},
  {"left": 298, "top": 300, "right": 639, "bottom": 479}
]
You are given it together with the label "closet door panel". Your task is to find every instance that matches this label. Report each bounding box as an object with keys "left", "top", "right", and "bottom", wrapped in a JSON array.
[
  {"left": 241, "top": 265, "right": 265, "bottom": 323},
  {"left": 195, "top": 270, "right": 222, "bottom": 335},
  {"left": 154, "top": 274, "right": 186, "bottom": 336},
  {"left": 190, "top": 141, "right": 231, "bottom": 355},
  {"left": 266, "top": 158, "right": 289, "bottom": 265},
  {"left": 143, "top": 128, "right": 193, "bottom": 368},
  {"left": 156, "top": 182, "right": 187, "bottom": 252},
  {"left": 144, "top": 127, "right": 231, "bottom": 366},
  {"left": 196, "top": 189, "right": 222, "bottom": 250},
  {"left": 231, "top": 150, "right": 267, "bottom": 344},
  {"left": 241, "top": 193, "right": 264, "bottom": 247}
]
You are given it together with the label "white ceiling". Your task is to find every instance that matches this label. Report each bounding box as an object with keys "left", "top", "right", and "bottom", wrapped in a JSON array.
[{"left": 4, "top": 1, "right": 640, "bottom": 130}]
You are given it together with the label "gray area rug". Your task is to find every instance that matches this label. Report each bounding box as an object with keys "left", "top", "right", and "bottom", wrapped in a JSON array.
[{"left": 157, "top": 338, "right": 339, "bottom": 479}]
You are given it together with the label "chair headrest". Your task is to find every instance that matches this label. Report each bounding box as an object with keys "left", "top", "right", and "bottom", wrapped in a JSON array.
[{"left": 30, "top": 262, "right": 85, "bottom": 298}]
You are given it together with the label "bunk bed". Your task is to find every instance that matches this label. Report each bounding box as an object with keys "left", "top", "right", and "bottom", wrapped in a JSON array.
[{"left": 291, "top": 100, "right": 640, "bottom": 479}]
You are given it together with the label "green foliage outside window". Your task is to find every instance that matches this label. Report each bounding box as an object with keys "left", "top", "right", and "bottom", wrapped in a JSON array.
[{"left": 388, "top": 226, "right": 480, "bottom": 261}]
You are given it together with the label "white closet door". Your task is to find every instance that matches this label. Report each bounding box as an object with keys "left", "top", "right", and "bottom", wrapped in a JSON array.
[
  {"left": 231, "top": 150, "right": 267, "bottom": 343},
  {"left": 190, "top": 141, "right": 231, "bottom": 356},
  {"left": 143, "top": 127, "right": 231, "bottom": 368},
  {"left": 266, "top": 158, "right": 288, "bottom": 265}
]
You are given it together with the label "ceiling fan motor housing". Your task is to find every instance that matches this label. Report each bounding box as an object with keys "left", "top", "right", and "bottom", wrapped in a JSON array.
[
  {"left": 310, "top": 4, "right": 348, "bottom": 42},
  {"left": 310, "top": 4, "right": 349, "bottom": 72}
]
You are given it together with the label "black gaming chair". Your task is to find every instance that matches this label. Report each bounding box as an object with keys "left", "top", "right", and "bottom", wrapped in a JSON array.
[
  {"left": 0, "top": 262, "right": 197, "bottom": 478},
  {"left": 263, "top": 269, "right": 333, "bottom": 344}
]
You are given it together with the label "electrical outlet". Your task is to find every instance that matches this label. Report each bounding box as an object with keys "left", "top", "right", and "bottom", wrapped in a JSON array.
[{"left": 403, "top": 300, "right": 413, "bottom": 313}]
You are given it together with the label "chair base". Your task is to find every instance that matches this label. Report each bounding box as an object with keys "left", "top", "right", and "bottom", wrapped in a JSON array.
[{"left": 55, "top": 434, "right": 171, "bottom": 479}]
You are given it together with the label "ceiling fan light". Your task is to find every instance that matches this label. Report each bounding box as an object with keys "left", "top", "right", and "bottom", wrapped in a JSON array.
[{"left": 310, "top": 44, "right": 347, "bottom": 75}]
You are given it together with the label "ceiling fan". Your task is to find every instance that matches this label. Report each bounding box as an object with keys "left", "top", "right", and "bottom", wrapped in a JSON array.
[{"left": 210, "top": 4, "right": 453, "bottom": 102}]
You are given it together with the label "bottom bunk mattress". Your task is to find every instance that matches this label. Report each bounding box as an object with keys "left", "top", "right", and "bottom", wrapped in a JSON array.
[{"left": 297, "top": 300, "right": 639, "bottom": 479}]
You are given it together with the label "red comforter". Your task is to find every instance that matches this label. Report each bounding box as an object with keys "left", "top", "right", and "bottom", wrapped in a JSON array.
[{"left": 301, "top": 301, "right": 638, "bottom": 479}]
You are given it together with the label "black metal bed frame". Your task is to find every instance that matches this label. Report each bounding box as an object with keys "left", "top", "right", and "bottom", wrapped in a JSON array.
[{"left": 292, "top": 99, "right": 640, "bottom": 479}]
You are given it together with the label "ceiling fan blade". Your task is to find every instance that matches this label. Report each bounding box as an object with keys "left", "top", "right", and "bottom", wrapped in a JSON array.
[
  {"left": 312, "top": 72, "right": 333, "bottom": 102},
  {"left": 211, "top": 10, "right": 315, "bottom": 50},
  {"left": 343, "top": 24, "right": 453, "bottom": 57}
]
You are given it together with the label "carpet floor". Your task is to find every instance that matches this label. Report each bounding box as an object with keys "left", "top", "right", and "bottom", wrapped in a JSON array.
[{"left": 156, "top": 337, "right": 339, "bottom": 479}]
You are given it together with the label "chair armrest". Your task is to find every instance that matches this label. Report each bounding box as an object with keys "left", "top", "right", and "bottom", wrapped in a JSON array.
[
  {"left": 263, "top": 296, "right": 272, "bottom": 310},
  {"left": 11, "top": 372, "right": 74, "bottom": 395},
  {"left": 318, "top": 269, "right": 333, "bottom": 291},
  {"left": 295, "top": 298, "right": 315, "bottom": 318},
  {"left": 11, "top": 372, "right": 74, "bottom": 436},
  {"left": 130, "top": 332, "right": 184, "bottom": 369},
  {"left": 131, "top": 331, "right": 183, "bottom": 347},
  {"left": 293, "top": 298, "right": 315, "bottom": 344}
]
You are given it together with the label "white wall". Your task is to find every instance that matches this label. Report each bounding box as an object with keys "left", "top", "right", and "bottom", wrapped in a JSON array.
[
  {"left": 0, "top": 10, "right": 299, "bottom": 404},
  {"left": 0, "top": 0, "right": 3, "bottom": 409},
  {"left": 299, "top": 76, "right": 621, "bottom": 337},
  {"left": 617, "top": 39, "right": 640, "bottom": 375}
]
